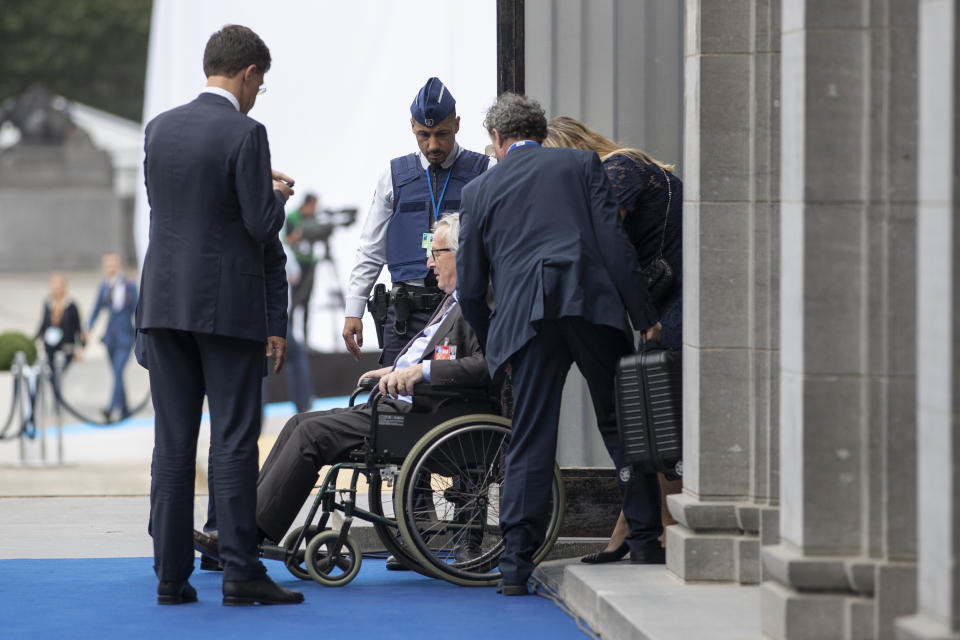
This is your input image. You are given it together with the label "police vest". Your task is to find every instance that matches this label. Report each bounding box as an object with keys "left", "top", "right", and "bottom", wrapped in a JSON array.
[{"left": 386, "top": 149, "right": 488, "bottom": 283}]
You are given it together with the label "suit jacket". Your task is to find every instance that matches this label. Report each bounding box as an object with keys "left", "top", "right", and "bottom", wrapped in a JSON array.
[
  {"left": 457, "top": 145, "right": 658, "bottom": 375},
  {"left": 407, "top": 295, "right": 489, "bottom": 388},
  {"left": 88, "top": 279, "right": 137, "bottom": 350},
  {"left": 137, "top": 92, "right": 287, "bottom": 344}
]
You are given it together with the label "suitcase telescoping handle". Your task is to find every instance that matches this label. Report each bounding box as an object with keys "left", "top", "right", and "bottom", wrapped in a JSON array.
[{"left": 637, "top": 331, "right": 656, "bottom": 353}]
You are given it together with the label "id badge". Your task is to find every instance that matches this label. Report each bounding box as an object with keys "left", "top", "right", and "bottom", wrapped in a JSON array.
[
  {"left": 44, "top": 326, "right": 64, "bottom": 347},
  {"left": 422, "top": 232, "right": 433, "bottom": 256},
  {"left": 434, "top": 344, "right": 457, "bottom": 360}
]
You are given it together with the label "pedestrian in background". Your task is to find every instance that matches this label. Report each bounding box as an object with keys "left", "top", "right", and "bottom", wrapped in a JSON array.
[
  {"left": 85, "top": 253, "right": 136, "bottom": 422},
  {"left": 36, "top": 273, "right": 84, "bottom": 388},
  {"left": 284, "top": 193, "right": 319, "bottom": 343}
]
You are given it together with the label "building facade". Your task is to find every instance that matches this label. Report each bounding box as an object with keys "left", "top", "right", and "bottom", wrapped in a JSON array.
[{"left": 517, "top": 0, "right": 958, "bottom": 637}]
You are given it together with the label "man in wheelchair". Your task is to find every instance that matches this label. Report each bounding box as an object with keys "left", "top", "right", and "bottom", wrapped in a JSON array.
[{"left": 193, "top": 213, "right": 490, "bottom": 565}]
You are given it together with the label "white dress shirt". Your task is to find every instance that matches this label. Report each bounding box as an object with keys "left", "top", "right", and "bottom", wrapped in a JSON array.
[
  {"left": 344, "top": 146, "right": 494, "bottom": 318},
  {"left": 109, "top": 275, "right": 126, "bottom": 311},
  {"left": 390, "top": 293, "right": 458, "bottom": 403},
  {"left": 201, "top": 86, "right": 240, "bottom": 111}
]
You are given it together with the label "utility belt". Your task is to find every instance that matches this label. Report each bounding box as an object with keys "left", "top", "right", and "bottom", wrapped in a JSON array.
[{"left": 367, "top": 282, "right": 444, "bottom": 348}]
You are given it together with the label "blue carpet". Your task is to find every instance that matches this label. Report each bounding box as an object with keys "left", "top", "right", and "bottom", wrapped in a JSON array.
[{"left": 0, "top": 557, "right": 588, "bottom": 639}]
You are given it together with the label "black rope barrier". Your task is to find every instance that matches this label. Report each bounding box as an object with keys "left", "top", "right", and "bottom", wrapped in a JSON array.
[
  {"left": 46, "top": 371, "right": 152, "bottom": 427},
  {"left": 0, "top": 367, "right": 22, "bottom": 440},
  {"left": 0, "top": 352, "right": 153, "bottom": 442}
]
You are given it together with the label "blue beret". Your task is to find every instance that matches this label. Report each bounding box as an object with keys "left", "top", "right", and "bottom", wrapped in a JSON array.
[{"left": 410, "top": 77, "right": 456, "bottom": 127}]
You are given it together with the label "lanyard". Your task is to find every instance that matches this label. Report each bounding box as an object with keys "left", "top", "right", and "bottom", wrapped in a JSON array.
[
  {"left": 507, "top": 140, "right": 541, "bottom": 154},
  {"left": 425, "top": 166, "right": 453, "bottom": 222}
]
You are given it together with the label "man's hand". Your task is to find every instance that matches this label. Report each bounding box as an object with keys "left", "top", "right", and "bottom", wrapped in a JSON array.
[
  {"left": 644, "top": 322, "right": 662, "bottom": 344},
  {"left": 342, "top": 317, "right": 364, "bottom": 360},
  {"left": 272, "top": 169, "right": 295, "bottom": 202},
  {"left": 266, "top": 336, "right": 287, "bottom": 373},
  {"left": 378, "top": 364, "right": 424, "bottom": 397},
  {"left": 357, "top": 366, "right": 392, "bottom": 387}
]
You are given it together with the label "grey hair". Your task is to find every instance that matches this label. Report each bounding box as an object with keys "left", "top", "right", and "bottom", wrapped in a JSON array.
[
  {"left": 434, "top": 212, "right": 460, "bottom": 252},
  {"left": 483, "top": 93, "right": 547, "bottom": 143}
]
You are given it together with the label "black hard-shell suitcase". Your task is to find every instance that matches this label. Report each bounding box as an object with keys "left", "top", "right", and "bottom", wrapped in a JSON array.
[{"left": 615, "top": 342, "right": 683, "bottom": 480}]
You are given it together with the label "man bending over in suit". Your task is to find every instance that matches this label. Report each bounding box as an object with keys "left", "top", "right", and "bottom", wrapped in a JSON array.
[
  {"left": 457, "top": 93, "right": 663, "bottom": 596},
  {"left": 193, "top": 213, "right": 489, "bottom": 559}
]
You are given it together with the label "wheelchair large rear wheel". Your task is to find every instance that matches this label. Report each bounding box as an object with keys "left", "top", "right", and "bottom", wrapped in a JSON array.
[
  {"left": 366, "top": 470, "right": 431, "bottom": 576},
  {"left": 394, "top": 415, "right": 565, "bottom": 587}
]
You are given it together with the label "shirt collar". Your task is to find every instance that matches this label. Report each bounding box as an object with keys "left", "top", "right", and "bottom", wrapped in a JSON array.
[
  {"left": 201, "top": 86, "right": 240, "bottom": 112},
  {"left": 418, "top": 142, "right": 461, "bottom": 171}
]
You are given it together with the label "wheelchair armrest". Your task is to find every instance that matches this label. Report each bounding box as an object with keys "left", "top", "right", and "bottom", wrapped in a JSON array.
[
  {"left": 408, "top": 383, "right": 491, "bottom": 400},
  {"left": 349, "top": 378, "right": 380, "bottom": 407}
]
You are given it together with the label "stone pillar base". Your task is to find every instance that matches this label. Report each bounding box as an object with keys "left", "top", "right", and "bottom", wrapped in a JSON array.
[
  {"left": 762, "top": 580, "right": 870, "bottom": 640},
  {"left": 763, "top": 544, "right": 919, "bottom": 639},
  {"left": 665, "top": 492, "right": 776, "bottom": 584},
  {"left": 897, "top": 615, "right": 960, "bottom": 640}
]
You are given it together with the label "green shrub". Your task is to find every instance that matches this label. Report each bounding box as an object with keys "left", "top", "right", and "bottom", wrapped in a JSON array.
[{"left": 0, "top": 331, "right": 38, "bottom": 371}]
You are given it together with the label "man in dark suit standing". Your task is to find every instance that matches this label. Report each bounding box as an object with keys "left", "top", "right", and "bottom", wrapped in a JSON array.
[
  {"left": 138, "top": 25, "right": 303, "bottom": 606},
  {"left": 457, "top": 93, "right": 663, "bottom": 595}
]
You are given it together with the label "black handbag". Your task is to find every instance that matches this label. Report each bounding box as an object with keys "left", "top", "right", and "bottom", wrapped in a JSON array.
[{"left": 641, "top": 167, "right": 676, "bottom": 306}]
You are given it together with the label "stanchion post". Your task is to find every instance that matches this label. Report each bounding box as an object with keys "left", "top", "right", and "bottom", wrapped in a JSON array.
[
  {"left": 53, "top": 351, "right": 65, "bottom": 464},
  {"left": 13, "top": 352, "right": 26, "bottom": 463},
  {"left": 35, "top": 362, "right": 46, "bottom": 464}
]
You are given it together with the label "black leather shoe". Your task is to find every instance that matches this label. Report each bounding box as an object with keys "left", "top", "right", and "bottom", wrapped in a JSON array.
[
  {"left": 385, "top": 555, "right": 408, "bottom": 571},
  {"left": 157, "top": 580, "right": 198, "bottom": 605},
  {"left": 199, "top": 555, "right": 223, "bottom": 571},
  {"left": 222, "top": 575, "right": 304, "bottom": 606},
  {"left": 629, "top": 544, "right": 666, "bottom": 565},
  {"left": 496, "top": 581, "right": 529, "bottom": 596},
  {"left": 581, "top": 542, "right": 629, "bottom": 564},
  {"left": 193, "top": 529, "right": 220, "bottom": 560}
]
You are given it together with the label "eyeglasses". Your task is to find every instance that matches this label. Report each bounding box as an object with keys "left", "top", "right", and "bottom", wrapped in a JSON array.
[
  {"left": 257, "top": 84, "right": 267, "bottom": 95},
  {"left": 430, "top": 248, "right": 453, "bottom": 260}
]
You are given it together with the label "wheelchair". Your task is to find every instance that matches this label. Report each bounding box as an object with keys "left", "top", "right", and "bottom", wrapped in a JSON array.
[{"left": 257, "top": 379, "right": 566, "bottom": 587}]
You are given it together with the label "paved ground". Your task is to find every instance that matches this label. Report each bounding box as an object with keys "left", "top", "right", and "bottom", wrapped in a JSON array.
[{"left": 0, "top": 271, "right": 763, "bottom": 639}]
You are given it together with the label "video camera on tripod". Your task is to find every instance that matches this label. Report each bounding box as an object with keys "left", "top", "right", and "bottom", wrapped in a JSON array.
[{"left": 296, "top": 207, "right": 359, "bottom": 246}]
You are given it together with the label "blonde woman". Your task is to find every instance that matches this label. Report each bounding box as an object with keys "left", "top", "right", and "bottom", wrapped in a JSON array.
[
  {"left": 545, "top": 116, "right": 683, "bottom": 563},
  {"left": 35, "top": 273, "right": 84, "bottom": 387}
]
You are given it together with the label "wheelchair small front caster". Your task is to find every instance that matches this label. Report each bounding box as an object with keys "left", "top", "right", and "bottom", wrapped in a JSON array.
[
  {"left": 305, "top": 530, "right": 362, "bottom": 586},
  {"left": 282, "top": 524, "right": 325, "bottom": 580}
]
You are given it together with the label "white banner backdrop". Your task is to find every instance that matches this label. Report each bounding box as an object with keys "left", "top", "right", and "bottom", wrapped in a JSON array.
[{"left": 136, "top": 0, "right": 497, "bottom": 352}]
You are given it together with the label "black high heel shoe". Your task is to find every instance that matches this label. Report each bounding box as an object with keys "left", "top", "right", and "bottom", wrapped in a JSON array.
[{"left": 580, "top": 542, "right": 629, "bottom": 564}]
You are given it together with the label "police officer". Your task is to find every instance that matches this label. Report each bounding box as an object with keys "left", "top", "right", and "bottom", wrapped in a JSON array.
[{"left": 342, "top": 77, "right": 494, "bottom": 364}]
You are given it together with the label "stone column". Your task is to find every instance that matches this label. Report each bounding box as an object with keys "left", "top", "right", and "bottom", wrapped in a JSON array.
[
  {"left": 896, "top": 2, "right": 960, "bottom": 639},
  {"left": 665, "top": 0, "right": 781, "bottom": 586},
  {"left": 761, "top": 1, "right": 919, "bottom": 639}
]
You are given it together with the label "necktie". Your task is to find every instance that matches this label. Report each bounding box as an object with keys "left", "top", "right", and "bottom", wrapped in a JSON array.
[{"left": 392, "top": 295, "right": 455, "bottom": 367}]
